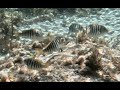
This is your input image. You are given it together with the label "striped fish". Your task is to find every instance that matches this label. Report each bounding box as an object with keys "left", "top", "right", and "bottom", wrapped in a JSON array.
[
  {"left": 86, "top": 24, "right": 108, "bottom": 38},
  {"left": 24, "top": 58, "right": 44, "bottom": 70},
  {"left": 42, "top": 36, "right": 62, "bottom": 54},
  {"left": 69, "top": 23, "right": 84, "bottom": 33},
  {"left": 15, "top": 29, "right": 42, "bottom": 40}
]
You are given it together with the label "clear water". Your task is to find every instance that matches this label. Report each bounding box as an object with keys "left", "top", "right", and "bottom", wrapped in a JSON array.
[
  {"left": 17, "top": 8, "right": 120, "bottom": 40},
  {"left": 1, "top": 8, "right": 120, "bottom": 60}
]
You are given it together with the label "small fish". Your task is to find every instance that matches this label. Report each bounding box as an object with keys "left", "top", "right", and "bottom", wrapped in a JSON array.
[
  {"left": 42, "top": 37, "right": 62, "bottom": 54},
  {"left": 69, "top": 23, "right": 84, "bottom": 33},
  {"left": 24, "top": 58, "right": 44, "bottom": 70},
  {"left": 86, "top": 24, "right": 108, "bottom": 38},
  {"left": 15, "top": 29, "right": 42, "bottom": 40}
]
